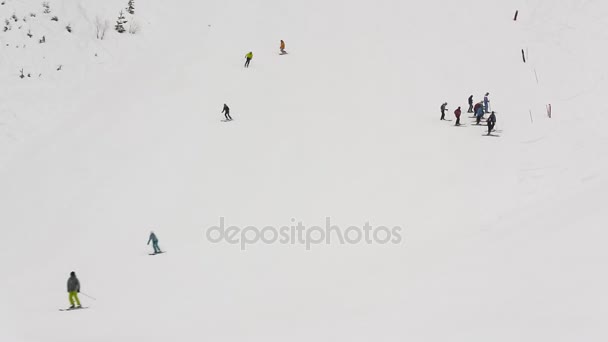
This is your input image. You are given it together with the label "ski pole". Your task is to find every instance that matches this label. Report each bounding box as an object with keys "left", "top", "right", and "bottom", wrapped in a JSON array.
[{"left": 80, "top": 292, "right": 97, "bottom": 301}]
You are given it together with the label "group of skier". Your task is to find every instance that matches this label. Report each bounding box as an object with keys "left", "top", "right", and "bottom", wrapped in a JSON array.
[
  {"left": 243, "top": 40, "right": 286, "bottom": 68},
  {"left": 441, "top": 92, "right": 497, "bottom": 135},
  {"left": 65, "top": 41, "right": 293, "bottom": 310},
  {"left": 223, "top": 40, "right": 288, "bottom": 121},
  {"left": 64, "top": 231, "right": 162, "bottom": 310}
]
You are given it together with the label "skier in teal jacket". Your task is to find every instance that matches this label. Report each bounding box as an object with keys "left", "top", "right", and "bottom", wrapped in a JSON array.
[{"left": 148, "top": 231, "right": 162, "bottom": 254}]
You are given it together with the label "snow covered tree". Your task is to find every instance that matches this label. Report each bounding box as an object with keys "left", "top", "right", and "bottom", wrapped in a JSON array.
[
  {"left": 115, "top": 10, "right": 127, "bottom": 33},
  {"left": 126, "top": 0, "right": 135, "bottom": 15}
]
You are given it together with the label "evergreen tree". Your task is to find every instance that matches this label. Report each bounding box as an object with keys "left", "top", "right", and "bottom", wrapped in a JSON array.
[
  {"left": 115, "top": 10, "right": 127, "bottom": 33},
  {"left": 127, "top": 0, "right": 135, "bottom": 15}
]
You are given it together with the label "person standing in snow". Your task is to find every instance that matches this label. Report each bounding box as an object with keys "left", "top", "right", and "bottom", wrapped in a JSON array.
[
  {"left": 473, "top": 101, "right": 482, "bottom": 115},
  {"left": 484, "top": 92, "right": 490, "bottom": 113},
  {"left": 67, "top": 271, "right": 81, "bottom": 309},
  {"left": 475, "top": 102, "right": 484, "bottom": 125},
  {"left": 244, "top": 51, "right": 253, "bottom": 68},
  {"left": 148, "top": 231, "right": 162, "bottom": 254},
  {"left": 467, "top": 95, "right": 474, "bottom": 113},
  {"left": 454, "top": 106, "right": 462, "bottom": 126},
  {"left": 487, "top": 111, "right": 497, "bottom": 135},
  {"left": 280, "top": 40, "right": 286, "bottom": 54},
  {"left": 222, "top": 104, "right": 232, "bottom": 121},
  {"left": 440, "top": 102, "right": 448, "bottom": 120}
]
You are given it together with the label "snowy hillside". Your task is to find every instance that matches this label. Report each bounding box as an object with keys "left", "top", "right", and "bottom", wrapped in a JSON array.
[{"left": 1, "top": 0, "right": 607, "bottom": 341}]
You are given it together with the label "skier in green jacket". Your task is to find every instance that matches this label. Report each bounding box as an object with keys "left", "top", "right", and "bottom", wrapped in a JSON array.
[{"left": 244, "top": 51, "right": 253, "bottom": 68}]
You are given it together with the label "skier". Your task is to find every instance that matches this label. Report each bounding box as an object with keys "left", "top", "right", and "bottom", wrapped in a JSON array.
[
  {"left": 280, "top": 40, "right": 286, "bottom": 54},
  {"left": 467, "top": 95, "right": 474, "bottom": 113},
  {"left": 474, "top": 102, "right": 484, "bottom": 125},
  {"left": 67, "top": 271, "right": 81, "bottom": 309},
  {"left": 222, "top": 103, "right": 232, "bottom": 121},
  {"left": 484, "top": 92, "right": 490, "bottom": 113},
  {"left": 147, "top": 231, "right": 162, "bottom": 254},
  {"left": 473, "top": 101, "right": 482, "bottom": 115},
  {"left": 487, "top": 111, "right": 497, "bottom": 135},
  {"left": 454, "top": 106, "right": 462, "bottom": 126},
  {"left": 244, "top": 51, "right": 253, "bottom": 68},
  {"left": 440, "top": 102, "right": 448, "bottom": 120}
]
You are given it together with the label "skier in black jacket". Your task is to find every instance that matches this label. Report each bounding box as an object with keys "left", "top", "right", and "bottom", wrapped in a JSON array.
[
  {"left": 487, "top": 111, "right": 497, "bottom": 135},
  {"left": 222, "top": 104, "right": 232, "bottom": 121},
  {"left": 467, "top": 95, "right": 474, "bottom": 113},
  {"left": 440, "top": 102, "right": 448, "bottom": 120}
]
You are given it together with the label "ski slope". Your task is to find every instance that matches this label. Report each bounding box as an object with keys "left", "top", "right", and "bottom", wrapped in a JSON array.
[{"left": 1, "top": 0, "right": 607, "bottom": 341}]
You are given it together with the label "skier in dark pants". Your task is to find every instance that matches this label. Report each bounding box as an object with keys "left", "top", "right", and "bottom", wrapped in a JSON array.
[
  {"left": 148, "top": 231, "right": 162, "bottom": 254},
  {"left": 487, "top": 111, "right": 497, "bottom": 135},
  {"left": 473, "top": 102, "right": 482, "bottom": 116},
  {"left": 467, "top": 95, "right": 474, "bottom": 113},
  {"left": 475, "top": 103, "right": 484, "bottom": 125},
  {"left": 67, "top": 271, "right": 81, "bottom": 309},
  {"left": 440, "top": 102, "right": 448, "bottom": 120},
  {"left": 484, "top": 92, "right": 490, "bottom": 113},
  {"left": 222, "top": 104, "right": 232, "bottom": 121},
  {"left": 454, "top": 106, "right": 462, "bottom": 126},
  {"left": 244, "top": 51, "right": 253, "bottom": 68}
]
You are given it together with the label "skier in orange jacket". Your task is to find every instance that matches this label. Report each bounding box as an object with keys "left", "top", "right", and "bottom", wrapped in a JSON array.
[{"left": 280, "top": 40, "right": 286, "bottom": 54}]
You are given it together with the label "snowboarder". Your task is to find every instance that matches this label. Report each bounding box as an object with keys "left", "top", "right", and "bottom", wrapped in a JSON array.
[
  {"left": 440, "top": 102, "right": 448, "bottom": 120},
  {"left": 244, "top": 51, "right": 253, "bottom": 68},
  {"left": 467, "top": 95, "right": 474, "bottom": 113},
  {"left": 487, "top": 111, "right": 497, "bottom": 135},
  {"left": 454, "top": 106, "right": 462, "bottom": 126},
  {"left": 474, "top": 102, "right": 484, "bottom": 125},
  {"left": 148, "top": 231, "right": 162, "bottom": 254},
  {"left": 484, "top": 92, "right": 490, "bottom": 113},
  {"left": 280, "top": 40, "right": 286, "bottom": 54},
  {"left": 222, "top": 103, "right": 232, "bottom": 121},
  {"left": 67, "top": 271, "right": 81, "bottom": 309}
]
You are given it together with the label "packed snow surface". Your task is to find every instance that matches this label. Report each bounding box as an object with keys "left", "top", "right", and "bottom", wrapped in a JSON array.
[{"left": 1, "top": 0, "right": 607, "bottom": 341}]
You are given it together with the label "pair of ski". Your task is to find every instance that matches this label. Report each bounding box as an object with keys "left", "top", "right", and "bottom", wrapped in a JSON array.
[{"left": 59, "top": 306, "right": 89, "bottom": 312}]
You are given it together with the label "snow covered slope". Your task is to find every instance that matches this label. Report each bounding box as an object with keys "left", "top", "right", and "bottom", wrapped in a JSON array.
[{"left": 1, "top": 0, "right": 607, "bottom": 341}]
